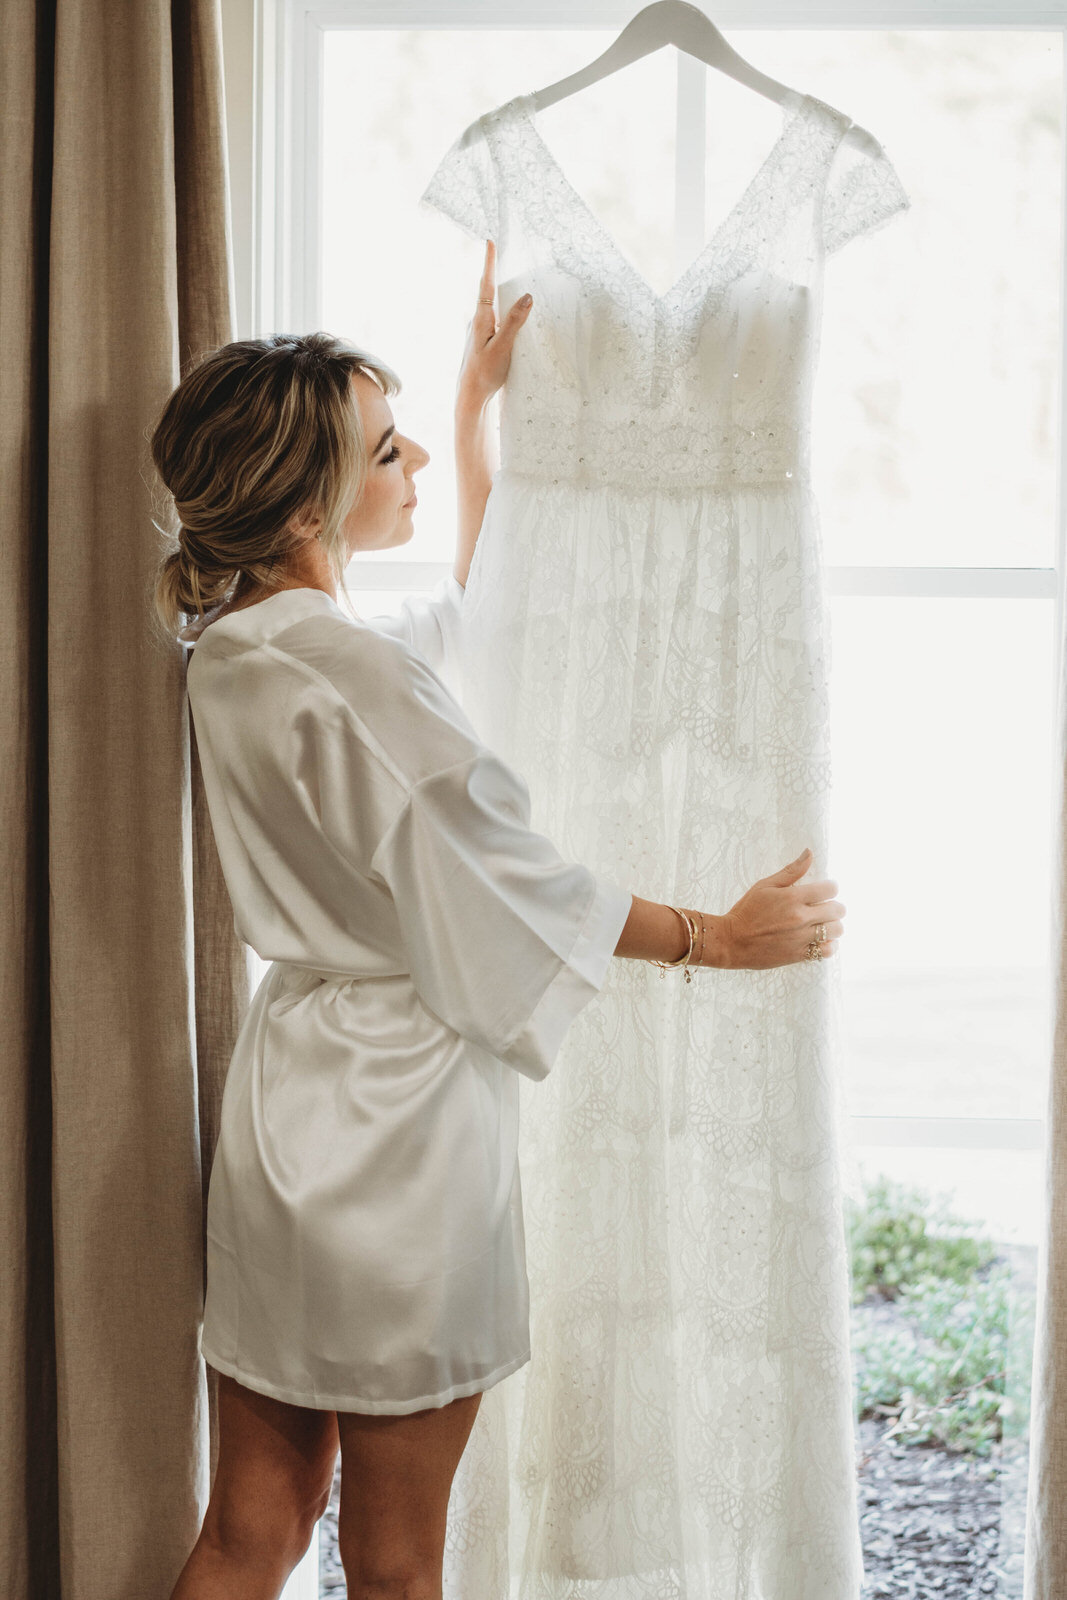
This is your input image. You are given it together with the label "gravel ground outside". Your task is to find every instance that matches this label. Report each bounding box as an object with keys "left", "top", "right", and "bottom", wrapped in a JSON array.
[
  {"left": 854, "top": 1416, "right": 1022, "bottom": 1598},
  {"left": 318, "top": 1434, "right": 1023, "bottom": 1598},
  {"left": 316, "top": 1279, "right": 1032, "bottom": 1599}
]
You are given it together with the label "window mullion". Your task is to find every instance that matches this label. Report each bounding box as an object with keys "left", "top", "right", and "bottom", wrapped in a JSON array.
[
  {"left": 343, "top": 560, "right": 1057, "bottom": 599},
  {"left": 825, "top": 567, "right": 1057, "bottom": 599},
  {"left": 850, "top": 1116, "right": 1045, "bottom": 1151}
]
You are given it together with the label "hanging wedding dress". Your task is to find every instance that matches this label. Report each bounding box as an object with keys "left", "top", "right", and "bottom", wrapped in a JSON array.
[{"left": 420, "top": 85, "right": 910, "bottom": 1599}]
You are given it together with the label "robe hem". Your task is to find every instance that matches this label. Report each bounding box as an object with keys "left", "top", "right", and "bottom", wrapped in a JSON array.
[{"left": 199, "top": 1341, "right": 531, "bottom": 1414}]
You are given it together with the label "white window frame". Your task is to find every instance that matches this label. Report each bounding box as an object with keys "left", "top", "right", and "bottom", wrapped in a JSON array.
[{"left": 248, "top": 0, "right": 1063, "bottom": 1164}]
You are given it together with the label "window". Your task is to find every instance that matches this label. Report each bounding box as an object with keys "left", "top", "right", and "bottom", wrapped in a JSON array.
[{"left": 237, "top": 5, "right": 1063, "bottom": 1593}]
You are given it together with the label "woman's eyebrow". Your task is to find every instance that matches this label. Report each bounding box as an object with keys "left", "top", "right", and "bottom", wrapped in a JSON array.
[{"left": 373, "top": 424, "right": 395, "bottom": 454}]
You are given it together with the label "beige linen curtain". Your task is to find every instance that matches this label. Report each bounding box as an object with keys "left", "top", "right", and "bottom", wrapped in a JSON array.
[
  {"left": 1028, "top": 660, "right": 1067, "bottom": 1587},
  {"left": 1, "top": 2, "right": 245, "bottom": 1596}
]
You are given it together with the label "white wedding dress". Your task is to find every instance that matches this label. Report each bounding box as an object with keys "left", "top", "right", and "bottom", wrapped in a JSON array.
[{"left": 420, "top": 86, "right": 910, "bottom": 1599}]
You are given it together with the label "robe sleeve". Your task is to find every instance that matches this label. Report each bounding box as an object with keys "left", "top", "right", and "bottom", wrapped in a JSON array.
[
  {"left": 821, "top": 123, "right": 910, "bottom": 256},
  {"left": 360, "top": 573, "right": 466, "bottom": 698},
  {"left": 419, "top": 118, "right": 500, "bottom": 243},
  {"left": 368, "top": 746, "right": 634, "bottom": 1084}
]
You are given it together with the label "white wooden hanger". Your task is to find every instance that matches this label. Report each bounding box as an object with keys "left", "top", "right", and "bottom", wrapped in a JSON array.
[{"left": 526, "top": 0, "right": 879, "bottom": 156}]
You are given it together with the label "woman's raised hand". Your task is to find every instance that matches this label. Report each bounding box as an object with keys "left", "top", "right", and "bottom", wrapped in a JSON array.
[
  {"left": 454, "top": 239, "right": 533, "bottom": 412},
  {"left": 709, "top": 848, "right": 847, "bottom": 969}
]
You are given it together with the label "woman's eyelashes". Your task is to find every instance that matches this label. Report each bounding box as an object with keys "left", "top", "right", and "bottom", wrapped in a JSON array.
[{"left": 380, "top": 443, "right": 401, "bottom": 464}]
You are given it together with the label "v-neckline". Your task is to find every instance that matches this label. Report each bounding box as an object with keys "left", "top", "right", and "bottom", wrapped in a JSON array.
[{"left": 510, "top": 88, "right": 810, "bottom": 310}]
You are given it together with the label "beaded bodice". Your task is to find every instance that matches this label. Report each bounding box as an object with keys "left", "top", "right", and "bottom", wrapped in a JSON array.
[{"left": 421, "top": 89, "right": 910, "bottom": 494}]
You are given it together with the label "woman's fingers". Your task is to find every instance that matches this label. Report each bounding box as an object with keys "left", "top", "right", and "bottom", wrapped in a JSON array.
[
  {"left": 795, "top": 876, "right": 846, "bottom": 936},
  {"left": 474, "top": 238, "right": 496, "bottom": 321},
  {"left": 806, "top": 902, "right": 844, "bottom": 928},
  {"left": 455, "top": 238, "right": 531, "bottom": 407},
  {"left": 496, "top": 292, "right": 533, "bottom": 340},
  {"left": 471, "top": 237, "right": 533, "bottom": 347}
]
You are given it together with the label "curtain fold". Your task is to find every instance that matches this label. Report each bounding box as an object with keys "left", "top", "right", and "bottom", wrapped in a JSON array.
[{"left": 1, "top": 1, "right": 243, "bottom": 1596}]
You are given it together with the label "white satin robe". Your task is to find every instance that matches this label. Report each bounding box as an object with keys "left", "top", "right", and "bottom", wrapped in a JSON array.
[{"left": 177, "top": 575, "right": 633, "bottom": 1414}]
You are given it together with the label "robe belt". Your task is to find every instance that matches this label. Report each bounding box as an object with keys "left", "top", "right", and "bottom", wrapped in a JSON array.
[{"left": 271, "top": 959, "right": 408, "bottom": 990}]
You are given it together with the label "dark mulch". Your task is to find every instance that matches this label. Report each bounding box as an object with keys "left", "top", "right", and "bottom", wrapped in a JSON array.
[
  {"left": 852, "top": 1243, "right": 1034, "bottom": 1599},
  {"left": 317, "top": 1297, "right": 1025, "bottom": 1598},
  {"left": 319, "top": 1431, "right": 1018, "bottom": 1598},
  {"left": 855, "top": 1415, "right": 1009, "bottom": 1597}
]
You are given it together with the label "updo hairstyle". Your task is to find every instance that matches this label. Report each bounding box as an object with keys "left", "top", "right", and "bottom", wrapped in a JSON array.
[{"left": 148, "top": 332, "right": 401, "bottom": 641}]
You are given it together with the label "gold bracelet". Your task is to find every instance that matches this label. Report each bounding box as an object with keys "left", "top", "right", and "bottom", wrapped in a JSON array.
[{"left": 651, "top": 906, "right": 696, "bottom": 980}]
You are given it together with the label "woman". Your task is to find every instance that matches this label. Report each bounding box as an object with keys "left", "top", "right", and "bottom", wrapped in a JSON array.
[{"left": 152, "top": 240, "right": 845, "bottom": 1600}]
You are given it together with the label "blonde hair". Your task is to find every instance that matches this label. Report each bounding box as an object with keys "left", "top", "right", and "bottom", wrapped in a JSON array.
[{"left": 148, "top": 332, "right": 402, "bottom": 641}]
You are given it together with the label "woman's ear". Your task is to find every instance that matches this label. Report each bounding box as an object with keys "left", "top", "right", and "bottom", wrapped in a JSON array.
[{"left": 286, "top": 506, "right": 323, "bottom": 539}]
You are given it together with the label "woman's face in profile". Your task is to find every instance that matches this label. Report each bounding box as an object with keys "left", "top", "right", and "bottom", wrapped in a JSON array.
[{"left": 342, "top": 369, "right": 430, "bottom": 557}]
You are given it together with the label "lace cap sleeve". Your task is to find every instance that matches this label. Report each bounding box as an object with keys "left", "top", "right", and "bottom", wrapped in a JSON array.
[
  {"left": 419, "top": 117, "right": 499, "bottom": 243},
  {"left": 822, "top": 122, "right": 911, "bottom": 255}
]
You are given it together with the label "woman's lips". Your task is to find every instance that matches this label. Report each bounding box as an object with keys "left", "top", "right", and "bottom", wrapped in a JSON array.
[{"left": 403, "top": 492, "right": 417, "bottom": 508}]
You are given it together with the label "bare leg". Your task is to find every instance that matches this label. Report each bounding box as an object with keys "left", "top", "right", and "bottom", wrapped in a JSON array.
[
  {"left": 336, "top": 1390, "right": 483, "bottom": 1600},
  {"left": 169, "top": 1370, "right": 339, "bottom": 1600}
]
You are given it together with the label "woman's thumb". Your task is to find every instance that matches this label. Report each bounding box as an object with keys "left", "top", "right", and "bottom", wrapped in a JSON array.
[{"left": 760, "top": 846, "right": 810, "bottom": 887}]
